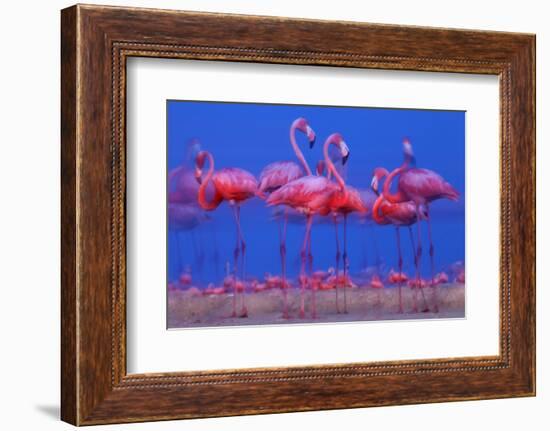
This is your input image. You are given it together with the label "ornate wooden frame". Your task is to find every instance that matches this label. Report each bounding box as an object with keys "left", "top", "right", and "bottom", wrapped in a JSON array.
[{"left": 61, "top": 4, "right": 535, "bottom": 425}]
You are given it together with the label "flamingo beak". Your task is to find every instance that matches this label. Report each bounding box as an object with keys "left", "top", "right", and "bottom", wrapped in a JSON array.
[
  {"left": 340, "top": 140, "right": 350, "bottom": 165},
  {"left": 342, "top": 152, "right": 349, "bottom": 165},
  {"left": 371, "top": 176, "right": 379, "bottom": 194},
  {"left": 307, "top": 126, "right": 316, "bottom": 148}
]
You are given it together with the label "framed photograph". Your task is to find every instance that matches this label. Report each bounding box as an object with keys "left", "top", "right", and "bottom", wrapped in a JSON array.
[{"left": 61, "top": 4, "right": 535, "bottom": 425}]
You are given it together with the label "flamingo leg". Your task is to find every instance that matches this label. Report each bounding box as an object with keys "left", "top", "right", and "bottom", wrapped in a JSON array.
[
  {"left": 308, "top": 227, "right": 317, "bottom": 319},
  {"left": 425, "top": 205, "right": 439, "bottom": 313},
  {"left": 230, "top": 205, "right": 240, "bottom": 317},
  {"left": 371, "top": 223, "right": 381, "bottom": 273},
  {"left": 235, "top": 205, "right": 248, "bottom": 317},
  {"left": 280, "top": 208, "right": 289, "bottom": 318},
  {"left": 196, "top": 227, "right": 205, "bottom": 283},
  {"left": 342, "top": 213, "right": 349, "bottom": 314},
  {"left": 396, "top": 226, "right": 404, "bottom": 314},
  {"left": 174, "top": 231, "right": 183, "bottom": 282},
  {"left": 415, "top": 206, "right": 430, "bottom": 312},
  {"left": 300, "top": 214, "right": 313, "bottom": 319},
  {"left": 407, "top": 225, "right": 418, "bottom": 312},
  {"left": 212, "top": 224, "right": 220, "bottom": 280},
  {"left": 333, "top": 215, "right": 341, "bottom": 313},
  {"left": 361, "top": 222, "right": 368, "bottom": 271}
]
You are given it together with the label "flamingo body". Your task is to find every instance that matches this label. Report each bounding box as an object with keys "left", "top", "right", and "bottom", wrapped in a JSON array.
[
  {"left": 375, "top": 199, "right": 423, "bottom": 227},
  {"left": 328, "top": 185, "right": 368, "bottom": 216},
  {"left": 397, "top": 168, "right": 459, "bottom": 205},
  {"left": 210, "top": 168, "right": 258, "bottom": 204},
  {"left": 266, "top": 175, "right": 338, "bottom": 215},
  {"left": 258, "top": 161, "right": 304, "bottom": 194},
  {"left": 168, "top": 203, "right": 208, "bottom": 231},
  {"left": 168, "top": 166, "right": 200, "bottom": 204}
]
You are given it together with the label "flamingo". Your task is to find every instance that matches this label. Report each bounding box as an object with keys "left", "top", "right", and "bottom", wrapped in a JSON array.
[
  {"left": 316, "top": 160, "right": 368, "bottom": 313},
  {"left": 168, "top": 139, "right": 213, "bottom": 279},
  {"left": 383, "top": 138, "right": 459, "bottom": 312},
  {"left": 371, "top": 167, "right": 429, "bottom": 313},
  {"left": 168, "top": 138, "right": 202, "bottom": 204},
  {"left": 167, "top": 203, "right": 209, "bottom": 281},
  {"left": 195, "top": 150, "right": 258, "bottom": 318},
  {"left": 266, "top": 133, "right": 350, "bottom": 318},
  {"left": 258, "top": 117, "right": 316, "bottom": 318},
  {"left": 325, "top": 174, "right": 368, "bottom": 313}
]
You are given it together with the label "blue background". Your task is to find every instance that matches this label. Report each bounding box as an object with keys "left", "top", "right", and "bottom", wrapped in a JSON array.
[{"left": 167, "top": 100, "right": 465, "bottom": 285}]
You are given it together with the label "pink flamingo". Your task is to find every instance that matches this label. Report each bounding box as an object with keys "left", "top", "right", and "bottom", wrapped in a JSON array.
[
  {"left": 316, "top": 160, "right": 368, "bottom": 313},
  {"left": 371, "top": 167, "right": 429, "bottom": 313},
  {"left": 195, "top": 150, "right": 258, "bottom": 318},
  {"left": 383, "top": 139, "right": 459, "bottom": 312},
  {"left": 258, "top": 117, "right": 316, "bottom": 317},
  {"left": 326, "top": 179, "right": 368, "bottom": 314},
  {"left": 168, "top": 139, "right": 214, "bottom": 279},
  {"left": 267, "top": 133, "right": 350, "bottom": 318}
]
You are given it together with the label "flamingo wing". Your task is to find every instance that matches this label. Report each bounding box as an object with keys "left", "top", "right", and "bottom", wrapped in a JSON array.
[
  {"left": 266, "top": 175, "right": 334, "bottom": 212},
  {"left": 383, "top": 201, "right": 418, "bottom": 226},
  {"left": 213, "top": 168, "right": 258, "bottom": 202},
  {"left": 342, "top": 186, "right": 369, "bottom": 214},
  {"left": 168, "top": 166, "right": 200, "bottom": 204},
  {"left": 258, "top": 161, "right": 304, "bottom": 193},
  {"left": 400, "top": 168, "right": 459, "bottom": 203}
]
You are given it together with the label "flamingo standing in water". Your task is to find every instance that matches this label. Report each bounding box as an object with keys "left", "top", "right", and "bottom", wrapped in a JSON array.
[
  {"left": 168, "top": 138, "right": 212, "bottom": 279},
  {"left": 371, "top": 167, "right": 428, "bottom": 313},
  {"left": 317, "top": 160, "right": 368, "bottom": 313},
  {"left": 267, "top": 133, "right": 350, "bottom": 318},
  {"left": 383, "top": 138, "right": 460, "bottom": 312},
  {"left": 258, "top": 117, "right": 316, "bottom": 318},
  {"left": 195, "top": 150, "right": 258, "bottom": 318}
]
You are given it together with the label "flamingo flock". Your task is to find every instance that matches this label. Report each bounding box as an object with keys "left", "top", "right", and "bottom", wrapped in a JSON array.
[{"left": 168, "top": 118, "right": 462, "bottom": 320}]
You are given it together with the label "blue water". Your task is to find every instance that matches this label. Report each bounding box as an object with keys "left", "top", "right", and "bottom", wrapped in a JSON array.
[{"left": 167, "top": 100, "right": 465, "bottom": 285}]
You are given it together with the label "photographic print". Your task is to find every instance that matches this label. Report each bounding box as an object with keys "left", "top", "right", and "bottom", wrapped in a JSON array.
[{"left": 167, "top": 100, "right": 465, "bottom": 329}]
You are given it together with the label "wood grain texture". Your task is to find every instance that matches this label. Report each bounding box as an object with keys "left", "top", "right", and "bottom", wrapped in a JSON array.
[{"left": 60, "top": 4, "right": 535, "bottom": 425}]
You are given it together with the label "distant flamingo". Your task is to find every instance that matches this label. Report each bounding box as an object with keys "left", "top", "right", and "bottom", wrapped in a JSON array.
[
  {"left": 195, "top": 150, "right": 258, "bottom": 318},
  {"left": 371, "top": 167, "right": 428, "bottom": 313},
  {"left": 168, "top": 138, "right": 202, "bottom": 204},
  {"left": 168, "top": 139, "right": 214, "bottom": 280},
  {"left": 168, "top": 203, "right": 208, "bottom": 280},
  {"left": 383, "top": 139, "right": 459, "bottom": 312},
  {"left": 434, "top": 272, "right": 449, "bottom": 285},
  {"left": 258, "top": 117, "right": 316, "bottom": 318},
  {"left": 267, "top": 133, "right": 350, "bottom": 318}
]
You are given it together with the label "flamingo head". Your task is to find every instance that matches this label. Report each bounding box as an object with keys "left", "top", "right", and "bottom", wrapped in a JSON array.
[
  {"left": 194, "top": 151, "right": 207, "bottom": 184},
  {"left": 327, "top": 133, "right": 350, "bottom": 164},
  {"left": 402, "top": 137, "right": 416, "bottom": 166},
  {"left": 293, "top": 117, "right": 316, "bottom": 148},
  {"left": 371, "top": 167, "right": 389, "bottom": 195}
]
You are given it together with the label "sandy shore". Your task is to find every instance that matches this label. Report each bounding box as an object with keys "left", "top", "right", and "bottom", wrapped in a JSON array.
[{"left": 168, "top": 283, "right": 465, "bottom": 328}]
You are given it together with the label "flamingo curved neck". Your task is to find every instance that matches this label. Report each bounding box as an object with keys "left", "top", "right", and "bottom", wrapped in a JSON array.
[
  {"left": 323, "top": 137, "right": 346, "bottom": 192},
  {"left": 197, "top": 152, "right": 222, "bottom": 210},
  {"left": 290, "top": 122, "right": 312, "bottom": 176},
  {"left": 383, "top": 161, "right": 408, "bottom": 204},
  {"left": 372, "top": 194, "right": 387, "bottom": 224}
]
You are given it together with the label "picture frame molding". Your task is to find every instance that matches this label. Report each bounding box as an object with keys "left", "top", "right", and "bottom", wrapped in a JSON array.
[{"left": 61, "top": 4, "right": 535, "bottom": 425}]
